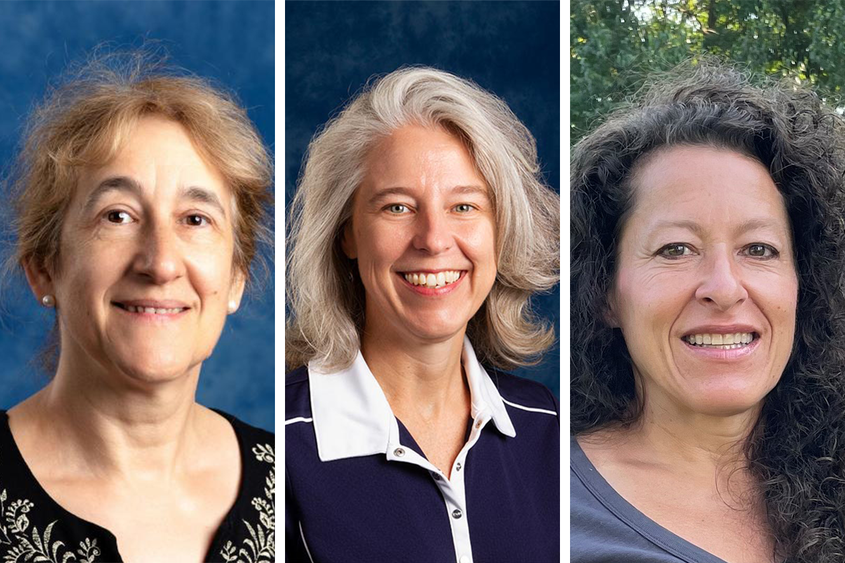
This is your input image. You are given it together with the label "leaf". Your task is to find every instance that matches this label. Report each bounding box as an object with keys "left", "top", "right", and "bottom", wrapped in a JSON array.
[{"left": 42, "top": 522, "right": 54, "bottom": 552}]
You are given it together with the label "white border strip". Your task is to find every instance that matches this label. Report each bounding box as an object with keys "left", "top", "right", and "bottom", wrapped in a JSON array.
[
  {"left": 299, "top": 521, "right": 316, "bottom": 563},
  {"left": 285, "top": 416, "right": 313, "bottom": 426},
  {"left": 501, "top": 398, "right": 557, "bottom": 416}
]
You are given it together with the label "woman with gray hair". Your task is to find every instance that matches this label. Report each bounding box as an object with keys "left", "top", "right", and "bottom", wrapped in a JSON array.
[{"left": 286, "top": 66, "right": 560, "bottom": 562}]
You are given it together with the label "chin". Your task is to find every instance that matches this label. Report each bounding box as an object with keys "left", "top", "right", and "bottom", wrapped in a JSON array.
[
  {"left": 688, "top": 389, "right": 768, "bottom": 418},
  {"left": 405, "top": 321, "right": 467, "bottom": 343},
  {"left": 109, "top": 353, "right": 195, "bottom": 384}
]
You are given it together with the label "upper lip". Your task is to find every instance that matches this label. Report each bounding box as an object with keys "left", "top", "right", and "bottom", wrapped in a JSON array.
[
  {"left": 681, "top": 324, "right": 759, "bottom": 337},
  {"left": 114, "top": 300, "right": 190, "bottom": 309}
]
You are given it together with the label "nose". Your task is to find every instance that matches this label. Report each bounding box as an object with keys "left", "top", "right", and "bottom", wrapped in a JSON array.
[
  {"left": 695, "top": 247, "right": 747, "bottom": 311},
  {"left": 133, "top": 221, "right": 185, "bottom": 284},
  {"left": 412, "top": 208, "right": 453, "bottom": 254}
]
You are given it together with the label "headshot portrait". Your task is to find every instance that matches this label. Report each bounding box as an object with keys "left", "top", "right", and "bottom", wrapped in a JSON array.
[
  {"left": 570, "top": 60, "right": 845, "bottom": 563},
  {"left": 0, "top": 2, "right": 274, "bottom": 562},
  {"left": 285, "top": 2, "right": 560, "bottom": 562},
  {"left": 572, "top": 3, "right": 845, "bottom": 562}
]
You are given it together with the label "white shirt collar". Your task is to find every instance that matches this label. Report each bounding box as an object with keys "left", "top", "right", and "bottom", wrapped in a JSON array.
[{"left": 308, "top": 336, "right": 516, "bottom": 462}]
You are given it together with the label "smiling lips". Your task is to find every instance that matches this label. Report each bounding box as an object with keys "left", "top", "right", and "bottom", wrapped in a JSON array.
[
  {"left": 684, "top": 332, "right": 756, "bottom": 349},
  {"left": 402, "top": 270, "right": 464, "bottom": 289},
  {"left": 113, "top": 301, "right": 189, "bottom": 315}
]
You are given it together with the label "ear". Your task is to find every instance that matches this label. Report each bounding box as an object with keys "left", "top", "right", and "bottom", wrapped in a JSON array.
[
  {"left": 227, "top": 269, "right": 247, "bottom": 314},
  {"left": 23, "top": 258, "right": 54, "bottom": 304},
  {"left": 603, "top": 293, "right": 620, "bottom": 328},
  {"left": 341, "top": 221, "right": 358, "bottom": 259}
]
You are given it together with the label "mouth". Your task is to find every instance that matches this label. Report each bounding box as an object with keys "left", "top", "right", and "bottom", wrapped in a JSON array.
[
  {"left": 112, "top": 302, "right": 189, "bottom": 315},
  {"left": 682, "top": 331, "right": 758, "bottom": 350},
  {"left": 401, "top": 270, "right": 465, "bottom": 289}
]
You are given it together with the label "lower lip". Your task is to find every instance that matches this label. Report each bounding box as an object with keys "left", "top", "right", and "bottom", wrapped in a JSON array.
[
  {"left": 114, "top": 304, "right": 188, "bottom": 322},
  {"left": 681, "top": 337, "right": 760, "bottom": 360},
  {"left": 398, "top": 272, "right": 466, "bottom": 296}
]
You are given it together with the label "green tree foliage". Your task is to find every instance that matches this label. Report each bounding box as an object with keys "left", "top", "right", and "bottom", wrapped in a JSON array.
[{"left": 571, "top": 0, "right": 845, "bottom": 143}]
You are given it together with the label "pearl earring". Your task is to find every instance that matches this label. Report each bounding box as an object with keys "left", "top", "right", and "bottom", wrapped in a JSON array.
[
  {"left": 228, "top": 300, "right": 238, "bottom": 314},
  {"left": 41, "top": 295, "right": 55, "bottom": 308}
]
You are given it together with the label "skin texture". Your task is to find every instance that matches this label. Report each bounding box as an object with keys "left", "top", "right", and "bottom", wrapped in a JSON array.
[
  {"left": 581, "top": 146, "right": 798, "bottom": 563},
  {"left": 342, "top": 124, "right": 497, "bottom": 476},
  {"left": 343, "top": 124, "right": 497, "bottom": 348},
  {"left": 612, "top": 145, "right": 797, "bottom": 425},
  {"left": 29, "top": 115, "right": 245, "bottom": 384},
  {"left": 11, "top": 116, "right": 246, "bottom": 563}
]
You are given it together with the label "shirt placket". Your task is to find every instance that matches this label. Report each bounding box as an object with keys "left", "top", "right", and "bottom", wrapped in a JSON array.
[{"left": 385, "top": 411, "right": 491, "bottom": 563}]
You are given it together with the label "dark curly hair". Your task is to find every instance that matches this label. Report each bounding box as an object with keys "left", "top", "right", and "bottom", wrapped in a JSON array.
[{"left": 571, "top": 60, "right": 845, "bottom": 562}]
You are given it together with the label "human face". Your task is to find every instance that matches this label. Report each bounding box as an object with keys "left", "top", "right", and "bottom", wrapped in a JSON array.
[
  {"left": 27, "top": 116, "right": 245, "bottom": 383},
  {"left": 343, "top": 125, "right": 497, "bottom": 348},
  {"left": 611, "top": 146, "right": 798, "bottom": 419}
]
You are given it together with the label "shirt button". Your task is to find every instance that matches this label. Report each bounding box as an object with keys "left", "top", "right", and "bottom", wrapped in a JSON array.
[
  {"left": 430, "top": 471, "right": 441, "bottom": 481},
  {"left": 451, "top": 508, "right": 463, "bottom": 519},
  {"left": 456, "top": 462, "right": 462, "bottom": 471},
  {"left": 393, "top": 447, "right": 405, "bottom": 457},
  {"left": 475, "top": 420, "right": 482, "bottom": 429}
]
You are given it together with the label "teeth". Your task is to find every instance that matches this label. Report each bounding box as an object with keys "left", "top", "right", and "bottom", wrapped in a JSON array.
[
  {"left": 122, "top": 305, "right": 184, "bottom": 314},
  {"left": 403, "top": 270, "right": 463, "bottom": 288},
  {"left": 685, "top": 332, "right": 755, "bottom": 348}
]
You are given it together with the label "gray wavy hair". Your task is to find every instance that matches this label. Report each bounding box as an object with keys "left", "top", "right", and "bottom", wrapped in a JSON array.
[{"left": 286, "top": 66, "right": 559, "bottom": 371}]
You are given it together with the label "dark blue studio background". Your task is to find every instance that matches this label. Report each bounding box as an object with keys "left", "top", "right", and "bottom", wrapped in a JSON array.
[
  {"left": 286, "top": 1, "right": 561, "bottom": 397},
  {"left": 0, "top": 1, "right": 274, "bottom": 432}
]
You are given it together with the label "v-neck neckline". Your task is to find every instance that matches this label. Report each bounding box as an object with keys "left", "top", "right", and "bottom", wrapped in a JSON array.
[{"left": 0, "top": 409, "right": 246, "bottom": 561}]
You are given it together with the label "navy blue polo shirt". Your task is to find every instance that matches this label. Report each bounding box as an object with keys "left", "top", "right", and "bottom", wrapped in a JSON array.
[{"left": 285, "top": 338, "right": 560, "bottom": 563}]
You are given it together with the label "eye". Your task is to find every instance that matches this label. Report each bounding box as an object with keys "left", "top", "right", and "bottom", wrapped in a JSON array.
[
  {"left": 184, "top": 214, "right": 210, "bottom": 227},
  {"left": 105, "top": 210, "right": 133, "bottom": 224},
  {"left": 386, "top": 204, "right": 409, "bottom": 214},
  {"left": 743, "top": 243, "right": 779, "bottom": 259},
  {"left": 454, "top": 203, "right": 475, "bottom": 213},
  {"left": 657, "top": 243, "right": 694, "bottom": 258}
]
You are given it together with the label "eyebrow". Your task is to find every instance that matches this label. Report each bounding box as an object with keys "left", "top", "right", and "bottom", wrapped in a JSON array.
[
  {"left": 651, "top": 218, "right": 788, "bottom": 236},
  {"left": 366, "top": 184, "right": 489, "bottom": 205},
  {"left": 83, "top": 176, "right": 227, "bottom": 217}
]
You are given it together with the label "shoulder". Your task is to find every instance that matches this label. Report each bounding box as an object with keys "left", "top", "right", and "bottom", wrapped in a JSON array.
[
  {"left": 210, "top": 411, "right": 275, "bottom": 562},
  {"left": 484, "top": 366, "right": 559, "bottom": 416},
  {"left": 285, "top": 365, "right": 312, "bottom": 421},
  {"left": 213, "top": 410, "right": 275, "bottom": 475}
]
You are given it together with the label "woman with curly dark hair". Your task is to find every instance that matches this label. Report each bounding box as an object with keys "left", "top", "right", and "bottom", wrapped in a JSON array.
[{"left": 571, "top": 61, "right": 845, "bottom": 563}]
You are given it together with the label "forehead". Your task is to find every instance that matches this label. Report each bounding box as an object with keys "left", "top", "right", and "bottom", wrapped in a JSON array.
[
  {"left": 624, "top": 145, "right": 790, "bottom": 235},
  {"left": 75, "top": 115, "right": 229, "bottom": 203},
  {"left": 361, "top": 124, "right": 487, "bottom": 192}
]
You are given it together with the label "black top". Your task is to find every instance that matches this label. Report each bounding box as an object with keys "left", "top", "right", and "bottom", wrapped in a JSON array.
[{"left": 0, "top": 409, "right": 275, "bottom": 563}]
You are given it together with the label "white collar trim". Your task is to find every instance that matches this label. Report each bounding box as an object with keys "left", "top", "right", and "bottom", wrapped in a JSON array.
[{"left": 308, "top": 336, "right": 516, "bottom": 462}]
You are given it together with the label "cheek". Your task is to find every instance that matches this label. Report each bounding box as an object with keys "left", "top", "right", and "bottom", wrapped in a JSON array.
[
  {"left": 613, "top": 267, "right": 683, "bottom": 335},
  {"left": 462, "top": 221, "right": 497, "bottom": 265},
  {"left": 187, "top": 250, "right": 235, "bottom": 299},
  {"left": 355, "top": 223, "right": 408, "bottom": 265}
]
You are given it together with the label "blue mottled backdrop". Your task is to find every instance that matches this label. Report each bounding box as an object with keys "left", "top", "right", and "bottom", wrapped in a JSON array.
[
  {"left": 0, "top": 0, "right": 274, "bottom": 432},
  {"left": 285, "top": 1, "right": 561, "bottom": 397}
]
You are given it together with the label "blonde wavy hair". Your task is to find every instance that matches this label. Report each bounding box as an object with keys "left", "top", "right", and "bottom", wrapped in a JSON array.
[
  {"left": 286, "top": 66, "right": 559, "bottom": 371},
  {"left": 3, "top": 50, "right": 273, "bottom": 371}
]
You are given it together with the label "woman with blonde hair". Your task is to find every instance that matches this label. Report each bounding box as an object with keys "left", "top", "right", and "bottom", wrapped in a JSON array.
[
  {"left": 286, "top": 66, "right": 560, "bottom": 562},
  {"left": 0, "top": 53, "right": 274, "bottom": 562}
]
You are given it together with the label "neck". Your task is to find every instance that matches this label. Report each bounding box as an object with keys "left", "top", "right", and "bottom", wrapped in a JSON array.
[
  {"left": 618, "top": 393, "right": 762, "bottom": 492},
  {"left": 19, "top": 349, "right": 205, "bottom": 482},
  {"left": 359, "top": 326, "right": 468, "bottom": 422}
]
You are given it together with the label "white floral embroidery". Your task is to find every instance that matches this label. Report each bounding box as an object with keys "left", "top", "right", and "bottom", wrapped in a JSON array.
[
  {"left": 220, "top": 444, "right": 275, "bottom": 563},
  {"left": 0, "top": 475, "right": 102, "bottom": 563}
]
